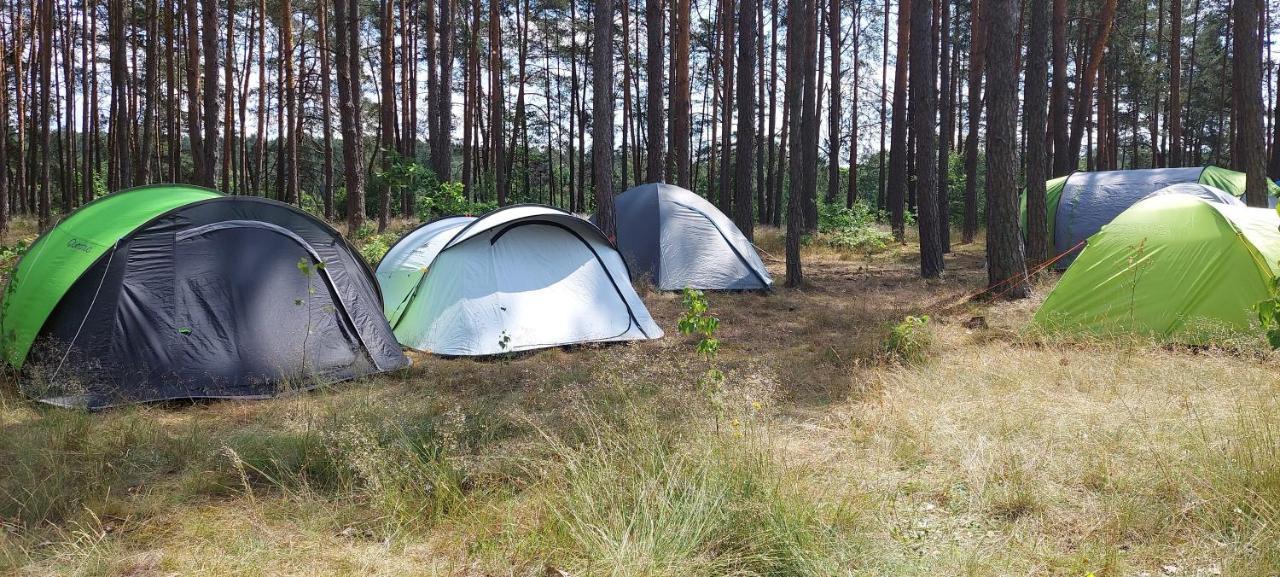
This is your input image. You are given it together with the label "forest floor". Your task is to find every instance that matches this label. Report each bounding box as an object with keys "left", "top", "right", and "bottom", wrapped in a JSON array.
[{"left": 2, "top": 221, "right": 1280, "bottom": 576}]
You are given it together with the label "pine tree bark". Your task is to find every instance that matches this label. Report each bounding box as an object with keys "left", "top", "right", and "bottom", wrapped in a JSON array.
[
  {"left": 911, "top": 0, "right": 942, "bottom": 277},
  {"left": 137, "top": 0, "right": 159, "bottom": 184},
  {"left": 733, "top": 0, "right": 757, "bottom": 239},
  {"left": 961, "top": 0, "right": 983, "bottom": 243},
  {"left": 334, "top": 0, "right": 366, "bottom": 233},
  {"left": 0, "top": 32, "right": 8, "bottom": 234},
  {"left": 1023, "top": 0, "right": 1049, "bottom": 265},
  {"left": 669, "top": 0, "right": 691, "bottom": 187},
  {"left": 490, "top": 0, "right": 508, "bottom": 205},
  {"left": 645, "top": 0, "right": 665, "bottom": 182},
  {"left": 108, "top": 0, "right": 132, "bottom": 193},
  {"left": 847, "top": 0, "right": 862, "bottom": 208},
  {"left": 36, "top": 0, "right": 51, "bottom": 228},
  {"left": 1065, "top": 0, "right": 1116, "bottom": 172},
  {"left": 984, "top": 0, "right": 1028, "bottom": 298},
  {"left": 784, "top": 0, "right": 814, "bottom": 287},
  {"left": 434, "top": 0, "right": 455, "bottom": 180},
  {"left": 593, "top": 0, "right": 617, "bottom": 238},
  {"left": 378, "top": 0, "right": 396, "bottom": 230},
  {"left": 1048, "top": 0, "right": 1068, "bottom": 175},
  {"left": 201, "top": 0, "right": 220, "bottom": 187},
  {"left": 825, "top": 0, "right": 841, "bottom": 206},
  {"left": 934, "top": 0, "right": 950, "bottom": 251},
  {"left": 1168, "top": 0, "right": 1183, "bottom": 166},
  {"left": 226, "top": 0, "right": 239, "bottom": 191},
  {"left": 319, "top": 0, "right": 336, "bottom": 218},
  {"left": 887, "top": 0, "right": 911, "bottom": 241},
  {"left": 1233, "top": 0, "right": 1266, "bottom": 206}
]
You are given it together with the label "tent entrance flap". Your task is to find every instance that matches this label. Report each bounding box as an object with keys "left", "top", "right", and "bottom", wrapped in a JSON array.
[{"left": 171, "top": 225, "right": 366, "bottom": 387}]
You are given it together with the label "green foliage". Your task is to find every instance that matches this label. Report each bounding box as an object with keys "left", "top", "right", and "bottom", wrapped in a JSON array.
[
  {"left": 813, "top": 202, "right": 894, "bottom": 255},
  {"left": 884, "top": 315, "right": 932, "bottom": 364},
  {"left": 418, "top": 180, "right": 492, "bottom": 220},
  {"left": 678, "top": 289, "right": 721, "bottom": 361},
  {"left": 678, "top": 289, "right": 728, "bottom": 425},
  {"left": 351, "top": 225, "right": 396, "bottom": 266},
  {"left": 1256, "top": 278, "right": 1280, "bottom": 348}
]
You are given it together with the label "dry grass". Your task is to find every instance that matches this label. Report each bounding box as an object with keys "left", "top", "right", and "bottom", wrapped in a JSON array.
[{"left": 2, "top": 226, "right": 1279, "bottom": 576}]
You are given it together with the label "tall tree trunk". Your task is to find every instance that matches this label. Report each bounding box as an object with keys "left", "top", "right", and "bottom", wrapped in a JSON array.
[
  {"left": 1065, "top": 0, "right": 1116, "bottom": 172},
  {"left": 878, "top": 0, "right": 889, "bottom": 210},
  {"left": 911, "top": 0, "right": 942, "bottom": 276},
  {"left": 221, "top": 0, "right": 235, "bottom": 192},
  {"left": 1168, "top": 0, "right": 1183, "bottom": 166},
  {"left": 717, "top": 0, "right": 737, "bottom": 211},
  {"left": 935, "top": 0, "right": 951, "bottom": 251},
  {"left": 620, "top": 0, "right": 634, "bottom": 189},
  {"left": 378, "top": 0, "right": 395, "bottom": 230},
  {"left": 1234, "top": 0, "right": 1266, "bottom": 206},
  {"left": 1268, "top": 4, "right": 1280, "bottom": 180},
  {"left": 887, "top": 0, "right": 911, "bottom": 241},
  {"left": 961, "top": 0, "right": 984, "bottom": 243},
  {"left": 490, "top": 0, "right": 506, "bottom": 205},
  {"left": 984, "top": 0, "right": 1028, "bottom": 298},
  {"left": 733, "top": 0, "right": 757, "bottom": 238},
  {"left": 765, "top": 0, "right": 780, "bottom": 222},
  {"left": 1048, "top": 0, "right": 1068, "bottom": 175},
  {"left": 785, "top": 0, "right": 815, "bottom": 287},
  {"left": 593, "top": 0, "right": 617, "bottom": 237},
  {"left": 319, "top": 0, "right": 336, "bottom": 218},
  {"left": 460, "top": 0, "right": 477, "bottom": 200},
  {"left": 37, "top": 0, "right": 51, "bottom": 228},
  {"left": 825, "top": 0, "right": 841, "bottom": 206},
  {"left": 108, "top": 0, "right": 132, "bottom": 193},
  {"left": 434, "top": 0, "right": 455, "bottom": 180},
  {"left": 0, "top": 20, "right": 8, "bottom": 233},
  {"left": 1023, "top": 0, "right": 1049, "bottom": 265},
  {"left": 201, "top": 0, "right": 220, "bottom": 187},
  {"left": 799, "top": 0, "right": 820, "bottom": 233},
  {"left": 134, "top": 0, "right": 158, "bottom": 185},
  {"left": 645, "top": 0, "right": 665, "bottom": 182},
  {"left": 335, "top": 0, "right": 366, "bottom": 233},
  {"left": 848, "top": 0, "right": 862, "bottom": 208},
  {"left": 669, "top": 0, "right": 691, "bottom": 187}
]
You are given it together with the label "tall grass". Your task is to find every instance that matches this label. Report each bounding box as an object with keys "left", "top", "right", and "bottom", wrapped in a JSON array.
[{"left": 505, "top": 407, "right": 868, "bottom": 576}]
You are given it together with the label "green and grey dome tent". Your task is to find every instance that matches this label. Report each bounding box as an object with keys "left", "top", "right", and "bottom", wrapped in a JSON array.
[
  {"left": 602, "top": 183, "right": 772, "bottom": 290},
  {"left": 376, "top": 204, "right": 663, "bottom": 356},
  {"left": 0, "top": 184, "right": 409, "bottom": 408},
  {"left": 1035, "top": 194, "right": 1280, "bottom": 340},
  {"left": 1021, "top": 166, "right": 1280, "bottom": 268}
]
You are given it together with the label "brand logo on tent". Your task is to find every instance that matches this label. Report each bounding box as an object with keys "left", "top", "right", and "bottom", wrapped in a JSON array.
[{"left": 66, "top": 238, "right": 94, "bottom": 253}]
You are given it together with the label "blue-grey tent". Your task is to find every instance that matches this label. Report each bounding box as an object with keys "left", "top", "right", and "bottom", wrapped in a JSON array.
[
  {"left": 605, "top": 183, "right": 772, "bottom": 290},
  {"left": 1047, "top": 167, "right": 1279, "bottom": 268}
]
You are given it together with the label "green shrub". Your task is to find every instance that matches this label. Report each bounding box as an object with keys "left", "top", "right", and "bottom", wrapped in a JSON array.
[
  {"left": 884, "top": 315, "right": 932, "bottom": 364},
  {"left": 814, "top": 202, "right": 894, "bottom": 255}
]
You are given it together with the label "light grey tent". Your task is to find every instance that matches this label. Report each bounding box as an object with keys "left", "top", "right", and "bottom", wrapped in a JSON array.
[
  {"left": 376, "top": 205, "right": 663, "bottom": 356},
  {"left": 1049, "top": 167, "right": 1277, "bottom": 268},
  {"left": 606, "top": 183, "right": 772, "bottom": 290},
  {"left": 1139, "top": 183, "right": 1245, "bottom": 205}
]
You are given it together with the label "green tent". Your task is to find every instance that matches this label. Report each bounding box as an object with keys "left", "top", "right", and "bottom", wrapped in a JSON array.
[
  {"left": 1, "top": 184, "right": 222, "bottom": 368},
  {"left": 1034, "top": 194, "right": 1280, "bottom": 339}
]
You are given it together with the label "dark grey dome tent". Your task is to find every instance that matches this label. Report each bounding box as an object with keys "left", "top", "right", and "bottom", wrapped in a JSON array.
[
  {"left": 1, "top": 184, "right": 409, "bottom": 409},
  {"left": 605, "top": 182, "right": 772, "bottom": 290}
]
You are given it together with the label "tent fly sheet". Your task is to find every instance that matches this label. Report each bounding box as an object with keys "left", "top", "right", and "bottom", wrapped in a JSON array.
[
  {"left": 1019, "top": 166, "right": 1280, "bottom": 268},
  {"left": 1034, "top": 194, "right": 1280, "bottom": 340},
  {"left": 377, "top": 205, "right": 663, "bottom": 356},
  {"left": 0, "top": 184, "right": 409, "bottom": 408},
  {"left": 607, "top": 182, "right": 772, "bottom": 290}
]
